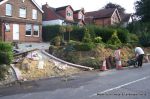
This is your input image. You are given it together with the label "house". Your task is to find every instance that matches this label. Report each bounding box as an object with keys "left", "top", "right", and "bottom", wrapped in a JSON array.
[
  {"left": 73, "top": 8, "right": 85, "bottom": 26},
  {"left": 42, "top": 3, "right": 85, "bottom": 26},
  {"left": 0, "top": 0, "right": 43, "bottom": 42},
  {"left": 120, "top": 13, "right": 132, "bottom": 27},
  {"left": 85, "top": 8, "right": 121, "bottom": 26},
  {"left": 42, "top": 4, "right": 76, "bottom": 26}
]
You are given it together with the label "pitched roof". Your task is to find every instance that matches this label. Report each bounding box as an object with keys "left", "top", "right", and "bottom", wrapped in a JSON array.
[
  {"left": 0, "top": 0, "right": 43, "bottom": 13},
  {"left": 42, "top": 4, "right": 64, "bottom": 21},
  {"left": 85, "top": 8, "right": 116, "bottom": 19},
  {"left": 55, "top": 5, "right": 74, "bottom": 11},
  {"left": 120, "top": 13, "right": 131, "bottom": 22}
]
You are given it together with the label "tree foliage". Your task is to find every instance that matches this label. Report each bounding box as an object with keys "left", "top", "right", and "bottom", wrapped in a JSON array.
[
  {"left": 103, "top": 2, "right": 125, "bottom": 14},
  {"left": 135, "top": 0, "right": 150, "bottom": 22}
]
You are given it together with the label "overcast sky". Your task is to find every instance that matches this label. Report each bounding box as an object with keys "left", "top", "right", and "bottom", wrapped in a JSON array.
[{"left": 34, "top": 0, "right": 137, "bottom": 13}]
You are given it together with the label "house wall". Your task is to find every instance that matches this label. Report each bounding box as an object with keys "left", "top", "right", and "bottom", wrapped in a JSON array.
[
  {"left": 66, "top": 6, "right": 73, "bottom": 21},
  {"left": 111, "top": 11, "right": 120, "bottom": 25},
  {"left": 73, "top": 13, "right": 78, "bottom": 19},
  {"left": 78, "top": 11, "right": 84, "bottom": 20},
  {"left": 43, "top": 19, "right": 64, "bottom": 26},
  {"left": 4, "top": 23, "right": 42, "bottom": 42},
  {"left": 94, "top": 18, "right": 111, "bottom": 26},
  {"left": 0, "top": 0, "right": 42, "bottom": 42}
]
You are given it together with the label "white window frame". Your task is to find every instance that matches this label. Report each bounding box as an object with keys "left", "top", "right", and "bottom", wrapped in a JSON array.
[
  {"left": 32, "top": 9, "right": 37, "bottom": 19},
  {"left": 5, "top": 23, "right": 10, "bottom": 32},
  {"left": 25, "top": 24, "right": 32, "bottom": 36},
  {"left": 33, "top": 25, "right": 39, "bottom": 37},
  {"left": 6, "top": 4, "right": 12, "bottom": 16},
  {"left": 19, "top": 8, "right": 26, "bottom": 18},
  {"left": 67, "top": 11, "right": 72, "bottom": 17}
]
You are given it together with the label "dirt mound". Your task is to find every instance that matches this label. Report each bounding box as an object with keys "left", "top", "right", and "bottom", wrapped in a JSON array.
[{"left": 15, "top": 58, "right": 81, "bottom": 80}]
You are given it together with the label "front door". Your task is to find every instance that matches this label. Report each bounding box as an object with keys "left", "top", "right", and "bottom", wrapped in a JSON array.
[{"left": 13, "top": 24, "right": 19, "bottom": 40}]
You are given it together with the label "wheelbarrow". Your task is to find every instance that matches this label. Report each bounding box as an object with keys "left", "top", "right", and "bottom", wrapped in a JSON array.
[{"left": 127, "top": 58, "right": 138, "bottom": 68}]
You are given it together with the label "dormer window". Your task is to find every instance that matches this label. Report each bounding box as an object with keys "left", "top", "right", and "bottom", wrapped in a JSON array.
[{"left": 6, "top": 4, "right": 12, "bottom": 16}]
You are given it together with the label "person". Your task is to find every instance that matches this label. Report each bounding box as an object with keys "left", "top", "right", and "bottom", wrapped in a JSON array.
[
  {"left": 135, "top": 47, "right": 145, "bottom": 67},
  {"left": 114, "top": 47, "right": 122, "bottom": 69}
]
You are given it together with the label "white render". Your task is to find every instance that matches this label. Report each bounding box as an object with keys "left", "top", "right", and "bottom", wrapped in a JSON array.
[{"left": 42, "top": 19, "right": 64, "bottom": 26}]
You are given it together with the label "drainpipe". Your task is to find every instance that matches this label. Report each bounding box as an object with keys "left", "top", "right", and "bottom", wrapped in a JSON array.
[{"left": 2, "top": 22, "right": 6, "bottom": 41}]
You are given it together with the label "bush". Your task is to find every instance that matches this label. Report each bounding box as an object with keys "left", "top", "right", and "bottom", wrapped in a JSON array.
[
  {"left": 107, "top": 31, "right": 122, "bottom": 45},
  {"left": 0, "top": 42, "right": 13, "bottom": 80},
  {"left": 94, "top": 36, "right": 102, "bottom": 43},
  {"left": 80, "top": 57, "right": 101, "bottom": 69},
  {"left": 139, "top": 32, "right": 150, "bottom": 47},
  {"left": 0, "top": 65, "right": 9, "bottom": 80},
  {"left": 117, "top": 28, "right": 129, "bottom": 43},
  {"left": 82, "top": 28, "right": 92, "bottom": 43},
  {"left": 65, "top": 53, "right": 79, "bottom": 63},
  {"left": 74, "top": 43, "right": 95, "bottom": 51},
  {"left": 42, "top": 25, "right": 61, "bottom": 42},
  {"left": 96, "top": 27, "right": 114, "bottom": 43},
  {"left": 0, "top": 42, "right": 13, "bottom": 65},
  {"left": 69, "top": 26, "right": 84, "bottom": 41},
  {"left": 53, "top": 36, "right": 62, "bottom": 46}
]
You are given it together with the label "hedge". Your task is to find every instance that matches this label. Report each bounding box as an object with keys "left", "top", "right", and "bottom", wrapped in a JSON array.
[{"left": 42, "top": 25, "right": 130, "bottom": 44}]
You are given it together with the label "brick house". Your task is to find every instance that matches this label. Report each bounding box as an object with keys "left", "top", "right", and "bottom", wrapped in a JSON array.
[
  {"left": 73, "top": 8, "right": 85, "bottom": 26},
  {"left": 0, "top": 0, "right": 43, "bottom": 42},
  {"left": 42, "top": 4, "right": 85, "bottom": 26},
  {"left": 42, "top": 4, "right": 75, "bottom": 26},
  {"left": 85, "top": 8, "right": 121, "bottom": 26},
  {"left": 120, "top": 13, "right": 132, "bottom": 27}
]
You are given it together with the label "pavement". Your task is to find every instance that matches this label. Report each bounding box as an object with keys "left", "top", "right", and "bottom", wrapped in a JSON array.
[
  {"left": 0, "top": 63, "right": 150, "bottom": 99},
  {"left": 16, "top": 42, "right": 49, "bottom": 52}
]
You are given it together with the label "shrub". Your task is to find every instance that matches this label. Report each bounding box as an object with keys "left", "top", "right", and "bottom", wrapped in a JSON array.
[
  {"left": 107, "top": 31, "right": 122, "bottom": 45},
  {"left": 117, "top": 28, "right": 129, "bottom": 43},
  {"left": 49, "top": 45, "right": 57, "bottom": 54},
  {"left": 74, "top": 43, "right": 95, "bottom": 51},
  {"left": 95, "top": 27, "right": 114, "bottom": 43},
  {"left": 82, "top": 28, "right": 92, "bottom": 43},
  {"left": 0, "top": 42, "right": 13, "bottom": 80},
  {"left": 80, "top": 57, "right": 101, "bottom": 69},
  {"left": 65, "top": 53, "right": 79, "bottom": 63},
  {"left": 139, "top": 32, "right": 150, "bottom": 47},
  {"left": 128, "top": 34, "right": 139, "bottom": 43},
  {"left": 0, "top": 42, "right": 13, "bottom": 65},
  {"left": 69, "top": 26, "right": 84, "bottom": 41},
  {"left": 94, "top": 36, "right": 102, "bottom": 43},
  {"left": 42, "top": 25, "right": 60, "bottom": 42},
  {"left": 0, "top": 65, "right": 9, "bottom": 80}
]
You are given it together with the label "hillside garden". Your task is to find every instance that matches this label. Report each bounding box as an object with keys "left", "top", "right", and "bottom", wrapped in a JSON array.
[{"left": 42, "top": 25, "right": 150, "bottom": 69}]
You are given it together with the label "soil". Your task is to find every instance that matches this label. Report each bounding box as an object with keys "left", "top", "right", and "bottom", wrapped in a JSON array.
[{"left": 15, "top": 58, "right": 81, "bottom": 81}]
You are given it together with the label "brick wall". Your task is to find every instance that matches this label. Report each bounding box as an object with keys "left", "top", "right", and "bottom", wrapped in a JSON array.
[
  {"left": 0, "top": 0, "right": 42, "bottom": 42},
  {"left": 94, "top": 18, "right": 111, "bottom": 26}
]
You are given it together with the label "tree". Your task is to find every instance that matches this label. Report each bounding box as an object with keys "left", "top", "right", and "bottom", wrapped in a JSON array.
[
  {"left": 59, "top": 26, "right": 66, "bottom": 41},
  {"left": 66, "top": 25, "right": 73, "bottom": 41},
  {"left": 135, "top": 0, "right": 150, "bottom": 22},
  {"left": 103, "top": 2, "right": 125, "bottom": 14},
  {"left": 82, "top": 28, "right": 91, "bottom": 43}
]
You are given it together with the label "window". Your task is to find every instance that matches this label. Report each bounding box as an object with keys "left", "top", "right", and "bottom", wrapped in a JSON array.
[
  {"left": 32, "top": 9, "right": 37, "bottom": 19},
  {"left": 33, "top": 25, "right": 39, "bottom": 36},
  {"left": 19, "top": 8, "right": 26, "bottom": 18},
  {"left": 6, "top": 4, "right": 12, "bottom": 16},
  {"left": 67, "top": 11, "right": 72, "bottom": 16},
  {"left": 5, "top": 23, "right": 10, "bottom": 32},
  {"left": 26, "top": 24, "right": 32, "bottom": 36}
]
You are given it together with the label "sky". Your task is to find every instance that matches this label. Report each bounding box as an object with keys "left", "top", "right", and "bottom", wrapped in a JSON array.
[{"left": 34, "top": 0, "right": 137, "bottom": 13}]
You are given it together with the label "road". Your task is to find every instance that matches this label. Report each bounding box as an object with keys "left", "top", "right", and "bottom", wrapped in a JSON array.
[{"left": 0, "top": 63, "right": 150, "bottom": 99}]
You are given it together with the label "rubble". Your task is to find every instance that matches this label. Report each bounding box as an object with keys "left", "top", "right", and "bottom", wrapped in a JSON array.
[{"left": 13, "top": 51, "right": 82, "bottom": 81}]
